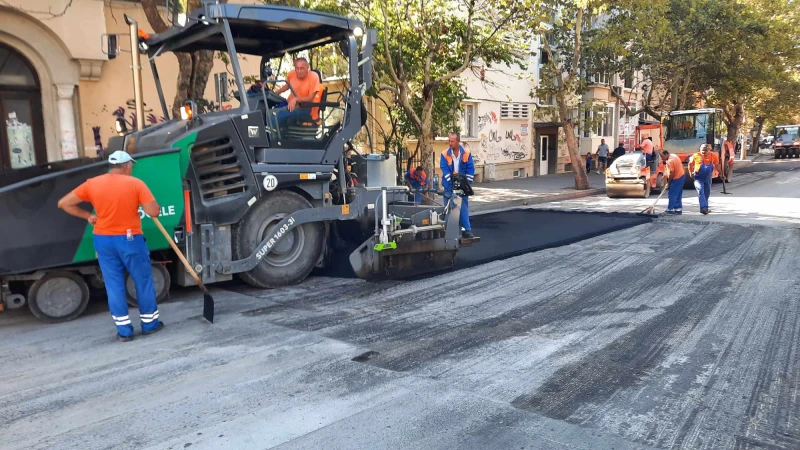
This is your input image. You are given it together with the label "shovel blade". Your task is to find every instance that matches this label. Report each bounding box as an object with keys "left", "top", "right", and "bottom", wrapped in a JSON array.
[{"left": 203, "top": 292, "right": 215, "bottom": 323}]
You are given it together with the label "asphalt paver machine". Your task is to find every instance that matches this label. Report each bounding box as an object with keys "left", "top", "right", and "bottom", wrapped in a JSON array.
[{"left": 0, "top": 3, "right": 477, "bottom": 323}]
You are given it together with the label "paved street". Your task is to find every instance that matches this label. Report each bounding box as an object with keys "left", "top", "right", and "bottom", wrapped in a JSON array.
[{"left": 2, "top": 158, "right": 799, "bottom": 450}]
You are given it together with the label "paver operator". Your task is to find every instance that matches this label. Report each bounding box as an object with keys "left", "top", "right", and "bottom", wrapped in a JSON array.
[
  {"left": 441, "top": 132, "right": 475, "bottom": 239},
  {"left": 273, "top": 57, "right": 324, "bottom": 125},
  {"left": 687, "top": 144, "right": 720, "bottom": 215},
  {"left": 660, "top": 149, "right": 686, "bottom": 215},
  {"left": 57, "top": 151, "right": 164, "bottom": 342}
]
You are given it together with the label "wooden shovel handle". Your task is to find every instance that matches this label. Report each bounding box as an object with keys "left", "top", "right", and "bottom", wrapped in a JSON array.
[{"left": 151, "top": 217, "right": 206, "bottom": 289}]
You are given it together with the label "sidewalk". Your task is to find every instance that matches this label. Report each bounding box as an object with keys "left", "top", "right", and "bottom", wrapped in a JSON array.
[{"left": 470, "top": 172, "right": 606, "bottom": 213}]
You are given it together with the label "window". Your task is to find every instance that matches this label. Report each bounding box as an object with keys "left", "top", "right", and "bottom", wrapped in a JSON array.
[
  {"left": 667, "top": 113, "right": 711, "bottom": 140},
  {"left": 602, "top": 106, "right": 614, "bottom": 137},
  {"left": 590, "top": 72, "right": 610, "bottom": 85},
  {"left": 623, "top": 72, "right": 634, "bottom": 89},
  {"left": 541, "top": 50, "right": 550, "bottom": 65},
  {"left": 584, "top": 110, "right": 592, "bottom": 138},
  {"left": 461, "top": 103, "right": 477, "bottom": 138},
  {"left": 500, "top": 103, "right": 530, "bottom": 119}
]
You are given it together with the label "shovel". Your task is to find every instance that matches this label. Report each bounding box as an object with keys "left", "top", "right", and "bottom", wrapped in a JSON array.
[
  {"left": 152, "top": 217, "right": 214, "bottom": 323},
  {"left": 638, "top": 179, "right": 670, "bottom": 217}
]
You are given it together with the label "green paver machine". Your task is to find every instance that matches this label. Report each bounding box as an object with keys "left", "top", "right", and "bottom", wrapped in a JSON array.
[{"left": 0, "top": 3, "right": 477, "bottom": 323}]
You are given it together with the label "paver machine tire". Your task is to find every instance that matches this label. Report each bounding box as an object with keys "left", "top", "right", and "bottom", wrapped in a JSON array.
[
  {"left": 27, "top": 271, "right": 90, "bottom": 324},
  {"left": 232, "top": 190, "right": 325, "bottom": 288},
  {"left": 125, "top": 263, "right": 171, "bottom": 307}
]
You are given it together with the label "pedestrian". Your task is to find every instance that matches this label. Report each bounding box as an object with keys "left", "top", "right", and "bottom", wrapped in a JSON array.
[
  {"left": 57, "top": 151, "right": 164, "bottom": 341},
  {"left": 405, "top": 165, "right": 428, "bottom": 203},
  {"left": 660, "top": 149, "right": 686, "bottom": 215},
  {"left": 687, "top": 144, "right": 720, "bottom": 215},
  {"left": 585, "top": 153, "right": 593, "bottom": 174},
  {"left": 596, "top": 139, "right": 609, "bottom": 174},
  {"left": 613, "top": 142, "right": 626, "bottom": 159},
  {"left": 440, "top": 131, "right": 475, "bottom": 238}
]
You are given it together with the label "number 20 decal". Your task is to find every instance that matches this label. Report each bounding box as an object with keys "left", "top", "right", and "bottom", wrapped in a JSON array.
[{"left": 263, "top": 175, "right": 278, "bottom": 191}]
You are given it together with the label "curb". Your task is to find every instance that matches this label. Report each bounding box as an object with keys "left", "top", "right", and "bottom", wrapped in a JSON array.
[{"left": 472, "top": 187, "right": 605, "bottom": 215}]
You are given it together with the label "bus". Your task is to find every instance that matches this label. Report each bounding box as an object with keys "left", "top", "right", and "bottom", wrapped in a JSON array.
[{"left": 662, "top": 108, "right": 730, "bottom": 185}]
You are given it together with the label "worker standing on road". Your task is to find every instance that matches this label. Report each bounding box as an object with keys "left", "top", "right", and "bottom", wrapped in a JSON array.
[
  {"left": 441, "top": 131, "right": 475, "bottom": 238},
  {"left": 687, "top": 144, "right": 720, "bottom": 215},
  {"left": 405, "top": 165, "right": 428, "bottom": 203},
  {"left": 596, "top": 139, "right": 609, "bottom": 174},
  {"left": 57, "top": 151, "right": 164, "bottom": 342},
  {"left": 722, "top": 139, "right": 735, "bottom": 181},
  {"left": 660, "top": 149, "right": 686, "bottom": 215}
]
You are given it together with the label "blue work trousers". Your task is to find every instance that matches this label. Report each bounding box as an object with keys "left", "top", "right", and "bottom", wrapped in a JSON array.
[
  {"left": 668, "top": 175, "right": 685, "bottom": 211},
  {"left": 693, "top": 164, "right": 714, "bottom": 210},
  {"left": 94, "top": 234, "right": 160, "bottom": 337},
  {"left": 445, "top": 193, "right": 471, "bottom": 232}
]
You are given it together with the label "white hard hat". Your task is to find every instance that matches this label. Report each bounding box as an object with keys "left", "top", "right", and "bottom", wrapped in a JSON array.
[{"left": 108, "top": 150, "right": 136, "bottom": 165}]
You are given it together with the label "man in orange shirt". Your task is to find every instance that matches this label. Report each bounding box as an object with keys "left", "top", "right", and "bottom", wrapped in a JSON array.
[
  {"left": 273, "top": 57, "right": 324, "bottom": 126},
  {"left": 660, "top": 149, "right": 686, "bottom": 215},
  {"left": 57, "top": 151, "right": 164, "bottom": 341},
  {"left": 640, "top": 136, "right": 655, "bottom": 171},
  {"left": 687, "top": 144, "right": 720, "bottom": 215}
]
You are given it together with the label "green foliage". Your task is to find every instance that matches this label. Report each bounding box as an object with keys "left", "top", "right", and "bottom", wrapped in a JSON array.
[{"left": 310, "top": 0, "right": 543, "bottom": 162}]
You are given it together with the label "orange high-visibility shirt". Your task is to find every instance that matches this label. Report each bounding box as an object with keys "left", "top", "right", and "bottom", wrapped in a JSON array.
[
  {"left": 665, "top": 154, "right": 685, "bottom": 180},
  {"left": 72, "top": 174, "right": 155, "bottom": 236},
  {"left": 687, "top": 152, "right": 719, "bottom": 174}
]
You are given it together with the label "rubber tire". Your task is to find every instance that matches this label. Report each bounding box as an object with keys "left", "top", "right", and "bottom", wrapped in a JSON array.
[
  {"left": 654, "top": 174, "right": 664, "bottom": 194},
  {"left": 28, "top": 271, "right": 90, "bottom": 324},
  {"left": 125, "top": 264, "right": 171, "bottom": 307},
  {"left": 233, "top": 190, "right": 324, "bottom": 288},
  {"left": 641, "top": 179, "right": 651, "bottom": 198}
]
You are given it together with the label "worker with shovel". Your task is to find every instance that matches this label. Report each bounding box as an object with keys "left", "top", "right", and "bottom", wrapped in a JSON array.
[
  {"left": 687, "top": 144, "right": 720, "bottom": 215},
  {"left": 57, "top": 151, "right": 164, "bottom": 342},
  {"left": 661, "top": 149, "right": 686, "bottom": 215}
]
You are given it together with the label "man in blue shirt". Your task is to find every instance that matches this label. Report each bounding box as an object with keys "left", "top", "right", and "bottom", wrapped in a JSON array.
[{"left": 440, "top": 132, "right": 475, "bottom": 238}]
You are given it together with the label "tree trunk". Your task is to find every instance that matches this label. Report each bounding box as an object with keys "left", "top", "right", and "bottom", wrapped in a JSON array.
[
  {"left": 140, "top": 0, "right": 223, "bottom": 118},
  {"left": 726, "top": 103, "right": 745, "bottom": 158},
  {"left": 418, "top": 133, "right": 436, "bottom": 204},
  {"left": 563, "top": 122, "right": 589, "bottom": 190},
  {"left": 751, "top": 117, "right": 764, "bottom": 156}
]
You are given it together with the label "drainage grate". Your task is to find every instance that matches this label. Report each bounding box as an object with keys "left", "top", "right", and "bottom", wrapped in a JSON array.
[{"left": 191, "top": 137, "right": 248, "bottom": 200}]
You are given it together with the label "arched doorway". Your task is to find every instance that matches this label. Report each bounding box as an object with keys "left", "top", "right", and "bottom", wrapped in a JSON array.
[{"left": 0, "top": 43, "right": 47, "bottom": 171}]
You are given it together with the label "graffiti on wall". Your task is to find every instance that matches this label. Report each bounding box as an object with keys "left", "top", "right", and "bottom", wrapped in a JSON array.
[
  {"left": 477, "top": 110, "right": 531, "bottom": 164},
  {"left": 111, "top": 99, "right": 168, "bottom": 129},
  {"left": 477, "top": 112, "right": 498, "bottom": 132}
]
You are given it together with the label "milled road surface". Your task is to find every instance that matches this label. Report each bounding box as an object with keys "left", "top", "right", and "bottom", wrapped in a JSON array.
[{"left": 2, "top": 162, "right": 799, "bottom": 450}]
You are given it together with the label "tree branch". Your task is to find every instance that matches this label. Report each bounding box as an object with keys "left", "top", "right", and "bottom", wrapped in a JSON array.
[
  {"left": 140, "top": 0, "right": 170, "bottom": 33},
  {"left": 437, "top": 0, "right": 477, "bottom": 83},
  {"left": 1, "top": 0, "right": 73, "bottom": 18}
]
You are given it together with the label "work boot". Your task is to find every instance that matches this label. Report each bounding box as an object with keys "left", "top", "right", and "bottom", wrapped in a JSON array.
[
  {"left": 117, "top": 334, "right": 134, "bottom": 343},
  {"left": 142, "top": 322, "right": 165, "bottom": 336},
  {"left": 462, "top": 231, "right": 474, "bottom": 239}
]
